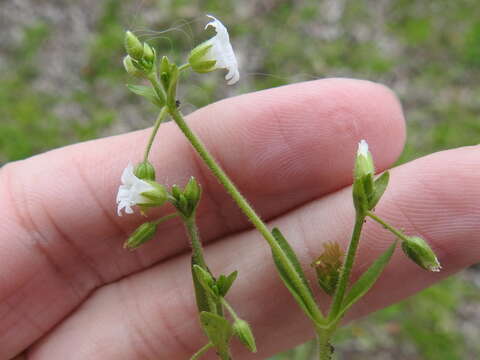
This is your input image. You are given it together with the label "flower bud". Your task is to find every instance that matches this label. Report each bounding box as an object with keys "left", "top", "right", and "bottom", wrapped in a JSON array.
[
  {"left": 124, "top": 222, "right": 158, "bottom": 250},
  {"left": 184, "top": 177, "right": 201, "bottom": 209},
  {"left": 123, "top": 56, "right": 141, "bottom": 76},
  {"left": 143, "top": 42, "right": 155, "bottom": 63},
  {"left": 352, "top": 140, "right": 375, "bottom": 214},
  {"left": 170, "top": 178, "right": 202, "bottom": 218},
  {"left": 233, "top": 319, "right": 257, "bottom": 353},
  {"left": 401, "top": 236, "right": 441, "bottom": 272},
  {"left": 354, "top": 139, "right": 374, "bottom": 180},
  {"left": 124, "top": 30, "right": 144, "bottom": 60},
  {"left": 134, "top": 161, "right": 156, "bottom": 181}
]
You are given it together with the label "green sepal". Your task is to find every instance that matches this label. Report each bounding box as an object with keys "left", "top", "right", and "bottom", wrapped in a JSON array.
[
  {"left": 401, "top": 236, "right": 441, "bottom": 272},
  {"left": 123, "top": 56, "right": 141, "bottom": 76},
  {"left": 123, "top": 222, "right": 158, "bottom": 250},
  {"left": 217, "top": 271, "right": 238, "bottom": 297},
  {"left": 188, "top": 43, "right": 213, "bottom": 64},
  {"left": 233, "top": 319, "right": 257, "bottom": 353},
  {"left": 126, "top": 84, "right": 164, "bottom": 107},
  {"left": 188, "top": 43, "right": 217, "bottom": 73},
  {"left": 124, "top": 30, "right": 143, "bottom": 60},
  {"left": 140, "top": 181, "right": 168, "bottom": 205},
  {"left": 200, "top": 312, "right": 233, "bottom": 360},
  {"left": 368, "top": 171, "right": 389, "bottom": 210},
  {"left": 192, "top": 60, "right": 217, "bottom": 73},
  {"left": 270, "top": 228, "right": 318, "bottom": 322},
  {"left": 142, "top": 42, "right": 155, "bottom": 63},
  {"left": 134, "top": 161, "right": 156, "bottom": 181},
  {"left": 170, "top": 178, "right": 202, "bottom": 218},
  {"left": 160, "top": 55, "right": 170, "bottom": 74},
  {"left": 352, "top": 177, "right": 369, "bottom": 215},
  {"left": 331, "top": 241, "right": 397, "bottom": 324}
]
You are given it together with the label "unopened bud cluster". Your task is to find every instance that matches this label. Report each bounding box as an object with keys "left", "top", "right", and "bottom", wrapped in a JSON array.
[{"left": 123, "top": 31, "right": 157, "bottom": 75}]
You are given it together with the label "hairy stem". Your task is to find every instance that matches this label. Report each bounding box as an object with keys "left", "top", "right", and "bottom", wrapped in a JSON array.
[
  {"left": 329, "top": 215, "right": 365, "bottom": 318},
  {"left": 184, "top": 215, "right": 208, "bottom": 268},
  {"left": 317, "top": 329, "right": 333, "bottom": 360},
  {"left": 366, "top": 211, "right": 409, "bottom": 241},
  {"left": 179, "top": 63, "right": 191, "bottom": 72},
  {"left": 190, "top": 342, "right": 214, "bottom": 360},
  {"left": 220, "top": 297, "right": 240, "bottom": 321},
  {"left": 168, "top": 106, "right": 324, "bottom": 324},
  {"left": 143, "top": 106, "right": 168, "bottom": 162}
]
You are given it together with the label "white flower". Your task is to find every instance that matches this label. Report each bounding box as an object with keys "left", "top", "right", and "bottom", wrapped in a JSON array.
[
  {"left": 204, "top": 15, "right": 239, "bottom": 85},
  {"left": 188, "top": 15, "right": 239, "bottom": 85},
  {"left": 116, "top": 164, "right": 156, "bottom": 216},
  {"left": 357, "top": 139, "right": 369, "bottom": 157}
]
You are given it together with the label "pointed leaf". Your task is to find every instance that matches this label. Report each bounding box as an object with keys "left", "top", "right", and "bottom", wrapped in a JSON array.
[
  {"left": 126, "top": 84, "right": 163, "bottom": 107},
  {"left": 332, "top": 241, "right": 397, "bottom": 324},
  {"left": 200, "top": 312, "right": 233, "bottom": 360},
  {"left": 271, "top": 228, "right": 319, "bottom": 322},
  {"left": 191, "top": 260, "right": 213, "bottom": 313},
  {"left": 217, "top": 271, "right": 238, "bottom": 297},
  {"left": 369, "top": 171, "right": 390, "bottom": 210},
  {"left": 193, "top": 264, "right": 218, "bottom": 298}
]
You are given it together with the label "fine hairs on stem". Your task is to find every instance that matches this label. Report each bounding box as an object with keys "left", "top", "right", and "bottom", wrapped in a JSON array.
[{"left": 117, "top": 17, "right": 442, "bottom": 359}]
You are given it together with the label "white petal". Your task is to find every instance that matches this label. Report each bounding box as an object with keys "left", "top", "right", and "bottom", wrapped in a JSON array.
[
  {"left": 116, "top": 164, "right": 155, "bottom": 216},
  {"left": 120, "top": 164, "right": 136, "bottom": 186},
  {"left": 205, "top": 15, "right": 240, "bottom": 85},
  {"left": 357, "top": 139, "right": 369, "bottom": 157}
]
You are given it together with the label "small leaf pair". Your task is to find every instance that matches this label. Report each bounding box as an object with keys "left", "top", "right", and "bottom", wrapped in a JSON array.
[
  {"left": 193, "top": 265, "right": 238, "bottom": 299},
  {"left": 171, "top": 177, "right": 202, "bottom": 218}
]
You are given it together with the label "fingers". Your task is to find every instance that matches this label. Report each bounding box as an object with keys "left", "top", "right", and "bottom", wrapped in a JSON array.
[
  {"left": 0, "top": 79, "right": 404, "bottom": 358},
  {"left": 28, "top": 146, "right": 480, "bottom": 359}
]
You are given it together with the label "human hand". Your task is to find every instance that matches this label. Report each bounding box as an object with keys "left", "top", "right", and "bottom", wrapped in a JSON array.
[{"left": 1, "top": 79, "right": 478, "bottom": 359}]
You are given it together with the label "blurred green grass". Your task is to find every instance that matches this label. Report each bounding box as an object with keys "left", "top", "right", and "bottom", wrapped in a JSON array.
[{"left": 1, "top": 1, "right": 479, "bottom": 358}]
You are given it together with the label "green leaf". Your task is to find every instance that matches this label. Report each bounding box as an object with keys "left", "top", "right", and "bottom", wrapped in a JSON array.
[
  {"left": 369, "top": 171, "right": 390, "bottom": 210},
  {"left": 191, "top": 261, "right": 214, "bottom": 313},
  {"left": 271, "top": 228, "right": 319, "bottom": 322},
  {"left": 200, "top": 312, "right": 233, "bottom": 360},
  {"left": 332, "top": 241, "right": 397, "bottom": 324},
  {"left": 217, "top": 271, "right": 238, "bottom": 297},
  {"left": 126, "top": 84, "right": 163, "bottom": 107},
  {"left": 193, "top": 264, "right": 218, "bottom": 298}
]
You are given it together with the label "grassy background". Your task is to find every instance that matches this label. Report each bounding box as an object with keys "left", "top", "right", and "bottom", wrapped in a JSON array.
[{"left": 1, "top": 0, "right": 479, "bottom": 358}]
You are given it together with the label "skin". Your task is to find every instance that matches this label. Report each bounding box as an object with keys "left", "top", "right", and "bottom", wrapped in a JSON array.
[{"left": 1, "top": 78, "right": 479, "bottom": 360}]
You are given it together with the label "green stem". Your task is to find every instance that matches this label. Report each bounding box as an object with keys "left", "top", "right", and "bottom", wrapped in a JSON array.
[
  {"left": 143, "top": 107, "right": 168, "bottom": 162},
  {"left": 366, "top": 211, "right": 409, "bottom": 241},
  {"left": 147, "top": 72, "right": 166, "bottom": 104},
  {"left": 179, "top": 63, "right": 191, "bottom": 72},
  {"left": 329, "top": 215, "right": 365, "bottom": 318},
  {"left": 153, "top": 213, "right": 178, "bottom": 225},
  {"left": 316, "top": 328, "right": 333, "bottom": 360},
  {"left": 190, "top": 342, "right": 214, "bottom": 360},
  {"left": 220, "top": 297, "right": 240, "bottom": 321},
  {"left": 184, "top": 215, "right": 207, "bottom": 269},
  {"left": 168, "top": 107, "right": 324, "bottom": 324},
  {"left": 183, "top": 214, "right": 221, "bottom": 314}
]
